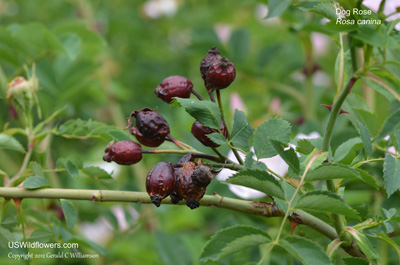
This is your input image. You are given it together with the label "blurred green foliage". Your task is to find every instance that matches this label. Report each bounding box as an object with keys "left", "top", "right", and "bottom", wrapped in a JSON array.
[{"left": 0, "top": 0, "right": 400, "bottom": 264}]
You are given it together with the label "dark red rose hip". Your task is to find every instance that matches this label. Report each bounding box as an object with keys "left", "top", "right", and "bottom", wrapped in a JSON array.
[
  {"left": 130, "top": 127, "right": 165, "bottom": 147},
  {"left": 178, "top": 162, "right": 206, "bottom": 209},
  {"left": 191, "top": 121, "right": 227, "bottom": 147},
  {"left": 131, "top": 108, "right": 170, "bottom": 141},
  {"left": 154, "top": 75, "right": 193, "bottom": 103},
  {"left": 191, "top": 163, "right": 213, "bottom": 188},
  {"left": 200, "top": 46, "right": 222, "bottom": 83},
  {"left": 146, "top": 162, "right": 176, "bottom": 207},
  {"left": 206, "top": 57, "right": 236, "bottom": 90},
  {"left": 103, "top": 140, "right": 142, "bottom": 165}
]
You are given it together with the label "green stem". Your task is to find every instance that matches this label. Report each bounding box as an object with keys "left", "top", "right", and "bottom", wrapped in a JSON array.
[
  {"left": 259, "top": 152, "right": 323, "bottom": 264},
  {"left": 203, "top": 161, "right": 244, "bottom": 171},
  {"left": 7, "top": 145, "right": 33, "bottom": 187},
  {"left": 0, "top": 187, "right": 366, "bottom": 258},
  {"left": 321, "top": 41, "right": 360, "bottom": 245},
  {"left": 322, "top": 78, "right": 356, "bottom": 152},
  {"left": 352, "top": 158, "right": 384, "bottom": 169},
  {"left": 211, "top": 147, "right": 227, "bottom": 162},
  {"left": 216, "top": 89, "right": 244, "bottom": 165}
]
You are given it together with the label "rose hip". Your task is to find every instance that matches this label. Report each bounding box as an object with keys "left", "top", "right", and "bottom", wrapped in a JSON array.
[
  {"left": 103, "top": 140, "right": 142, "bottom": 165},
  {"left": 146, "top": 162, "right": 176, "bottom": 207},
  {"left": 154, "top": 75, "right": 193, "bottom": 103},
  {"left": 206, "top": 57, "right": 236, "bottom": 90},
  {"left": 131, "top": 108, "right": 170, "bottom": 141},
  {"left": 191, "top": 121, "right": 227, "bottom": 147},
  {"left": 178, "top": 162, "right": 206, "bottom": 209}
]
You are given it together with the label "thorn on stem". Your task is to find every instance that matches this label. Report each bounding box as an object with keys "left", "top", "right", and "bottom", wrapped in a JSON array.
[{"left": 321, "top": 104, "right": 349, "bottom": 115}]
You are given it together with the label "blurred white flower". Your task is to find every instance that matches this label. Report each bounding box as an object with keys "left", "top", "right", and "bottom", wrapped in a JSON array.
[
  {"left": 214, "top": 23, "right": 232, "bottom": 45},
  {"left": 111, "top": 205, "right": 140, "bottom": 232},
  {"left": 384, "top": 135, "right": 398, "bottom": 156},
  {"left": 230, "top": 92, "right": 247, "bottom": 114},
  {"left": 81, "top": 217, "right": 113, "bottom": 244},
  {"left": 254, "top": 3, "right": 281, "bottom": 24},
  {"left": 311, "top": 32, "right": 330, "bottom": 56},
  {"left": 363, "top": 0, "right": 400, "bottom": 30},
  {"left": 84, "top": 161, "right": 121, "bottom": 178},
  {"left": 217, "top": 132, "right": 321, "bottom": 199},
  {"left": 143, "top": 0, "right": 178, "bottom": 19},
  {"left": 80, "top": 205, "right": 139, "bottom": 243}
]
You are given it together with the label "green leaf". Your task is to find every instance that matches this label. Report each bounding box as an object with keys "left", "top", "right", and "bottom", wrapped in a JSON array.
[
  {"left": 200, "top": 225, "right": 271, "bottom": 262},
  {"left": 60, "top": 199, "right": 78, "bottom": 230},
  {"left": 279, "top": 236, "right": 334, "bottom": 265},
  {"left": 346, "top": 227, "right": 379, "bottom": 262},
  {"left": 227, "top": 169, "right": 284, "bottom": 199},
  {"left": 13, "top": 22, "right": 65, "bottom": 57},
  {"left": 208, "top": 133, "right": 227, "bottom": 146},
  {"left": 271, "top": 140, "right": 299, "bottom": 174},
  {"left": 355, "top": 168, "right": 379, "bottom": 190},
  {"left": 377, "top": 109, "right": 400, "bottom": 140},
  {"left": 352, "top": 108, "right": 381, "bottom": 136},
  {"left": 105, "top": 129, "right": 132, "bottom": 141},
  {"left": 296, "top": 139, "right": 315, "bottom": 155},
  {"left": 306, "top": 163, "right": 362, "bottom": 182},
  {"left": 68, "top": 235, "right": 108, "bottom": 256},
  {"left": 333, "top": 137, "right": 363, "bottom": 162},
  {"left": 155, "top": 231, "right": 192, "bottom": 265},
  {"left": 326, "top": 239, "right": 343, "bottom": 260},
  {"left": 362, "top": 76, "right": 395, "bottom": 102},
  {"left": 266, "top": 0, "right": 291, "bottom": 19},
  {"left": 81, "top": 166, "right": 112, "bottom": 179},
  {"left": 395, "top": 127, "right": 400, "bottom": 154},
  {"left": 30, "top": 162, "right": 44, "bottom": 177},
  {"left": 230, "top": 28, "right": 249, "bottom": 62},
  {"left": 0, "top": 134, "right": 25, "bottom": 153},
  {"left": 382, "top": 208, "right": 396, "bottom": 219},
  {"left": 0, "top": 226, "right": 16, "bottom": 249},
  {"left": 342, "top": 257, "right": 369, "bottom": 265},
  {"left": 383, "top": 154, "right": 400, "bottom": 198},
  {"left": 28, "top": 230, "right": 52, "bottom": 243},
  {"left": 230, "top": 109, "right": 254, "bottom": 151},
  {"left": 294, "top": 191, "right": 361, "bottom": 221},
  {"left": 296, "top": 2, "right": 336, "bottom": 20},
  {"left": 374, "top": 232, "right": 400, "bottom": 261},
  {"left": 352, "top": 25, "right": 398, "bottom": 49},
  {"left": 253, "top": 117, "right": 291, "bottom": 159},
  {"left": 66, "top": 160, "right": 79, "bottom": 179},
  {"left": 23, "top": 176, "right": 52, "bottom": 190},
  {"left": 172, "top": 98, "right": 221, "bottom": 130},
  {"left": 359, "top": 122, "right": 372, "bottom": 156},
  {"left": 57, "top": 119, "right": 124, "bottom": 140}
]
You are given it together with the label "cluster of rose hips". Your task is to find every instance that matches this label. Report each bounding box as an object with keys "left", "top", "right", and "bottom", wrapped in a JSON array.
[{"left": 103, "top": 47, "right": 236, "bottom": 209}]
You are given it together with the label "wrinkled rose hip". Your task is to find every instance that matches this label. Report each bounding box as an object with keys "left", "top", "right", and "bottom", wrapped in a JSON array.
[
  {"left": 191, "top": 121, "right": 227, "bottom": 147},
  {"left": 131, "top": 108, "right": 170, "bottom": 141},
  {"left": 200, "top": 46, "right": 222, "bottom": 83},
  {"left": 146, "top": 162, "right": 176, "bottom": 207},
  {"left": 103, "top": 140, "right": 142, "bottom": 165},
  {"left": 130, "top": 127, "right": 165, "bottom": 147},
  {"left": 206, "top": 57, "right": 236, "bottom": 90},
  {"left": 178, "top": 162, "right": 206, "bottom": 209},
  {"left": 154, "top": 75, "right": 193, "bottom": 103}
]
